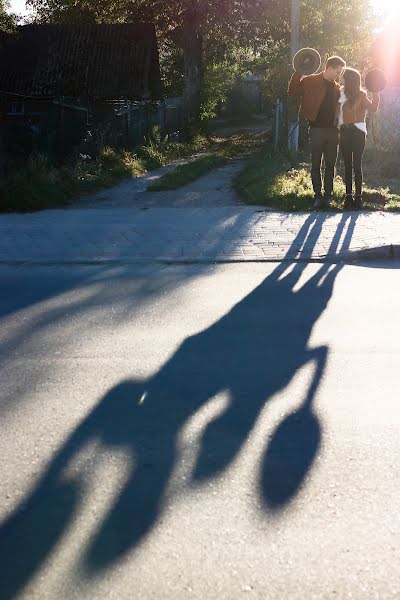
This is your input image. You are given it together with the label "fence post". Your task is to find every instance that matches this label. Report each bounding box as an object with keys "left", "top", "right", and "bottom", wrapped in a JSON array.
[
  {"left": 289, "top": 0, "right": 301, "bottom": 153},
  {"left": 274, "top": 99, "right": 280, "bottom": 149},
  {"left": 274, "top": 99, "right": 285, "bottom": 150},
  {"left": 159, "top": 100, "right": 166, "bottom": 138},
  {"left": 288, "top": 119, "right": 299, "bottom": 153}
]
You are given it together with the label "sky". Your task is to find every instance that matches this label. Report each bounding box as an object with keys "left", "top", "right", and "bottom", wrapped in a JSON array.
[
  {"left": 7, "top": 0, "right": 400, "bottom": 20},
  {"left": 9, "top": 0, "right": 31, "bottom": 15},
  {"left": 9, "top": 0, "right": 29, "bottom": 14}
]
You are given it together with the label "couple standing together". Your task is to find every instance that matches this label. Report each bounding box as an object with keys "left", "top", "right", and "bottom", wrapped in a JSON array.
[{"left": 288, "top": 56, "right": 380, "bottom": 209}]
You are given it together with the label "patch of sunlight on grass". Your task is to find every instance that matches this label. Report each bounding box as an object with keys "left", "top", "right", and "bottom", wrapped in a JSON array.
[{"left": 236, "top": 143, "right": 400, "bottom": 212}]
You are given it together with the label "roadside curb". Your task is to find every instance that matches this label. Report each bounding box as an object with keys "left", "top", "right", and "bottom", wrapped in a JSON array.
[
  {"left": 1, "top": 246, "right": 400, "bottom": 267},
  {"left": 341, "top": 244, "right": 400, "bottom": 262}
]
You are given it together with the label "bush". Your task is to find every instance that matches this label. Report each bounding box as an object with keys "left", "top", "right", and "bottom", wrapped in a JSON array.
[
  {"left": 0, "top": 134, "right": 212, "bottom": 212},
  {"left": 0, "top": 153, "right": 74, "bottom": 212}
]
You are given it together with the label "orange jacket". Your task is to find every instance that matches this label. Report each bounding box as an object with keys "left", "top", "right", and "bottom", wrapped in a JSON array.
[
  {"left": 342, "top": 90, "right": 380, "bottom": 124},
  {"left": 288, "top": 72, "right": 341, "bottom": 122}
]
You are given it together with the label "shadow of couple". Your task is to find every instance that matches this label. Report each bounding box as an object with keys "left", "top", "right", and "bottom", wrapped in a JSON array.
[{"left": 0, "top": 212, "right": 358, "bottom": 599}]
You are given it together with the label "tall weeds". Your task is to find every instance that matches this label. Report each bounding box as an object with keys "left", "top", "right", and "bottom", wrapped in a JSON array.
[{"left": 0, "top": 132, "right": 210, "bottom": 213}]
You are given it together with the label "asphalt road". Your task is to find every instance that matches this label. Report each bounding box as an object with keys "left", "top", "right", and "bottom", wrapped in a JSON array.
[{"left": 1, "top": 261, "right": 400, "bottom": 600}]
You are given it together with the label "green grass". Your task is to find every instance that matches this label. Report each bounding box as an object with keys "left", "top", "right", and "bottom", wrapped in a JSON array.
[
  {"left": 0, "top": 133, "right": 212, "bottom": 213},
  {"left": 147, "top": 131, "right": 269, "bottom": 191},
  {"left": 360, "top": 147, "right": 400, "bottom": 210},
  {"left": 235, "top": 143, "right": 400, "bottom": 212},
  {"left": 147, "top": 154, "right": 227, "bottom": 191}
]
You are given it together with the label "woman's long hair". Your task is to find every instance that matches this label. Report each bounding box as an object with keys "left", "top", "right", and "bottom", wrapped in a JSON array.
[{"left": 343, "top": 68, "right": 362, "bottom": 106}]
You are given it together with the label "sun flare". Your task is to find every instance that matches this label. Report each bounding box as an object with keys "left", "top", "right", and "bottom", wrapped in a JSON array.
[{"left": 371, "top": 0, "right": 400, "bottom": 21}]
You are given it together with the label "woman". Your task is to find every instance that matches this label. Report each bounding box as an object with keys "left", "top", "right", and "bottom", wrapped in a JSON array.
[{"left": 338, "top": 68, "right": 380, "bottom": 209}]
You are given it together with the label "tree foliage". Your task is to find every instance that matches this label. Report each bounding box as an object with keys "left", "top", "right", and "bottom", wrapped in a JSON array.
[
  {"left": 259, "top": 0, "right": 377, "bottom": 102},
  {"left": 300, "top": 0, "right": 376, "bottom": 68},
  {"left": 0, "top": 0, "right": 16, "bottom": 31},
  {"left": 27, "top": 0, "right": 284, "bottom": 37},
  {"left": 25, "top": 0, "right": 377, "bottom": 118},
  {"left": 26, "top": 0, "right": 286, "bottom": 78},
  {"left": 26, "top": 0, "right": 286, "bottom": 127}
]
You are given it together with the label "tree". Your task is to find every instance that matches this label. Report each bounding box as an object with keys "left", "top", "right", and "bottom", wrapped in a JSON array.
[
  {"left": 25, "top": 0, "right": 376, "bottom": 133},
  {"left": 26, "top": 0, "right": 285, "bottom": 134},
  {"left": 258, "top": 0, "right": 377, "bottom": 103},
  {"left": 0, "top": 1, "right": 17, "bottom": 177},
  {"left": 0, "top": 0, "right": 16, "bottom": 31}
]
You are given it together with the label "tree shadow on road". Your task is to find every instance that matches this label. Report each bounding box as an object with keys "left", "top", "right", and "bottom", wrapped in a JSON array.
[{"left": 0, "top": 213, "right": 358, "bottom": 599}]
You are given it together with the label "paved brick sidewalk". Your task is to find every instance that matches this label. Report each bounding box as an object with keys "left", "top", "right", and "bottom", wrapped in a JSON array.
[{"left": 1, "top": 207, "right": 400, "bottom": 264}]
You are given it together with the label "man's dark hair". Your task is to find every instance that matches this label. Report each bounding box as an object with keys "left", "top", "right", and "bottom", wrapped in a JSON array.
[{"left": 326, "top": 56, "right": 346, "bottom": 69}]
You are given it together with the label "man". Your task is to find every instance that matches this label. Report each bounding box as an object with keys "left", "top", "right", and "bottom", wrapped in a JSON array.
[{"left": 288, "top": 56, "right": 346, "bottom": 208}]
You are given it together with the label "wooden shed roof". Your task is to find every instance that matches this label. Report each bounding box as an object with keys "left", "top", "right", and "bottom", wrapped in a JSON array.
[{"left": 0, "top": 23, "right": 162, "bottom": 100}]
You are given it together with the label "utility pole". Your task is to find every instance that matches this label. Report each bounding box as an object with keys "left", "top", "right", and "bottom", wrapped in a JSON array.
[
  {"left": 182, "top": 6, "right": 203, "bottom": 139},
  {"left": 288, "top": 0, "right": 301, "bottom": 153},
  {"left": 290, "top": 0, "right": 301, "bottom": 61}
]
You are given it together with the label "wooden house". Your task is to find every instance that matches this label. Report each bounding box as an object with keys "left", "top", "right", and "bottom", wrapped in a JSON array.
[{"left": 0, "top": 23, "right": 163, "bottom": 162}]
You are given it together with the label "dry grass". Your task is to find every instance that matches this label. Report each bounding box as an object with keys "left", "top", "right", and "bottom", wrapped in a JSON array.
[{"left": 236, "top": 144, "right": 400, "bottom": 211}]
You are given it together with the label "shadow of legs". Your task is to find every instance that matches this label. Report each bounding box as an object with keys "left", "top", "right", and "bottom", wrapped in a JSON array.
[
  {"left": 82, "top": 439, "right": 175, "bottom": 573},
  {"left": 0, "top": 478, "right": 81, "bottom": 600}
]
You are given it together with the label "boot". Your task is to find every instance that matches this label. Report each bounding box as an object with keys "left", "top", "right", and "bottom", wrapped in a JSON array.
[
  {"left": 353, "top": 194, "right": 362, "bottom": 209},
  {"left": 322, "top": 194, "right": 332, "bottom": 208},
  {"left": 344, "top": 194, "right": 354, "bottom": 210},
  {"left": 313, "top": 196, "right": 323, "bottom": 209}
]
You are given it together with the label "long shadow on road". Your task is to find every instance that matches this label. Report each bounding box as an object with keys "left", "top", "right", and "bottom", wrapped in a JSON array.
[{"left": 0, "top": 213, "right": 358, "bottom": 599}]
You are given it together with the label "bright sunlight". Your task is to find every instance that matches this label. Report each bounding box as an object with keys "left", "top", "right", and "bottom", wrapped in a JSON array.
[{"left": 371, "top": 0, "right": 400, "bottom": 22}]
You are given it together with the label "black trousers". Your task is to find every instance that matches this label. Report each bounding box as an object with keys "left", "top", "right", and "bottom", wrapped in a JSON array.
[
  {"left": 340, "top": 125, "right": 366, "bottom": 196},
  {"left": 310, "top": 127, "right": 339, "bottom": 198}
]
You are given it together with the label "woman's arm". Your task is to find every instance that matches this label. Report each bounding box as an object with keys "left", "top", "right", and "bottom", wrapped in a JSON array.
[{"left": 364, "top": 92, "right": 380, "bottom": 113}]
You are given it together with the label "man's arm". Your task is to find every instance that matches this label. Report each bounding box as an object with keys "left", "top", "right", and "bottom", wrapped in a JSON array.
[{"left": 288, "top": 72, "right": 304, "bottom": 97}]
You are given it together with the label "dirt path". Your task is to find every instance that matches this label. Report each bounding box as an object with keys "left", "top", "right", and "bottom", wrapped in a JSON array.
[
  {"left": 72, "top": 156, "right": 248, "bottom": 209},
  {"left": 72, "top": 125, "right": 268, "bottom": 210}
]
